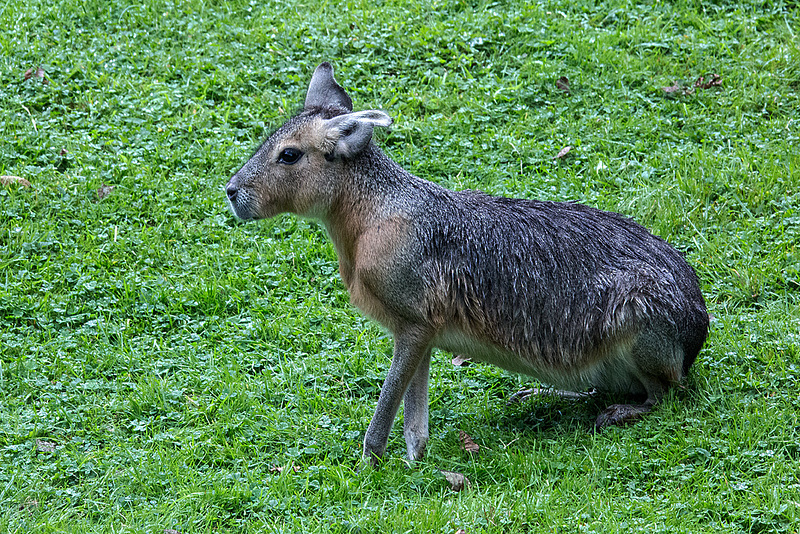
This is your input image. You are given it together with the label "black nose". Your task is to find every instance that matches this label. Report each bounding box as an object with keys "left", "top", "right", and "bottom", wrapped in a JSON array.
[{"left": 226, "top": 185, "right": 238, "bottom": 203}]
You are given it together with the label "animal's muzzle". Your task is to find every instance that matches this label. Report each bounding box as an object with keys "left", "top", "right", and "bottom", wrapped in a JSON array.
[{"left": 226, "top": 184, "right": 239, "bottom": 203}]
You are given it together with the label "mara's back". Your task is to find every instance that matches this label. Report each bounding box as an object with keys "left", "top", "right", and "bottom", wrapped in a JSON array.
[{"left": 411, "top": 187, "right": 708, "bottom": 383}]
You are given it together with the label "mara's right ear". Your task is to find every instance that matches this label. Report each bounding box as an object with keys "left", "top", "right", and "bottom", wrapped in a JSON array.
[
  {"left": 305, "top": 62, "right": 353, "bottom": 111},
  {"left": 317, "top": 110, "right": 393, "bottom": 159}
]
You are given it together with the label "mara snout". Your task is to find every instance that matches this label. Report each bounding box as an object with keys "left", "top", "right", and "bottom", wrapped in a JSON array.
[{"left": 225, "top": 62, "right": 709, "bottom": 464}]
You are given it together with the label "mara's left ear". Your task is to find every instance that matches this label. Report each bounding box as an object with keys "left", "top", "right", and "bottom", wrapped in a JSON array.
[
  {"left": 317, "top": 110, "right": 393, "bottom": 159},
  {"left": 305, "top": 62, "right": 353, "bottom": 111}
]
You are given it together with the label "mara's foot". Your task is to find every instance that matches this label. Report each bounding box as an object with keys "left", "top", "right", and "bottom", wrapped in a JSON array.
[{"left": 594, "top": 403, "right": 653, "bottom": 431}]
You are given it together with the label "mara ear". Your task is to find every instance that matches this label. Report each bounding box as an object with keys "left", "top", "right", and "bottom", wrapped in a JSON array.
[
  {"left": 318, "top": 110, "right": 393, "bottom": 159},
  {"left": 305, "top": 62, "right": 353, "bottom": 111}
]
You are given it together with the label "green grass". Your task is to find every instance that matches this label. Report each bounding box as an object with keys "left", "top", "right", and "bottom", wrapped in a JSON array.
[{"left": 1, "top": 0, "right": 799, "bottom": 532}]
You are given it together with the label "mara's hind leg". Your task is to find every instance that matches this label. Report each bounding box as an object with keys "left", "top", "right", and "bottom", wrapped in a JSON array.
[
  {"left": 595, "top": 324, "right": 685, "bottom": 431},
  {"left": 507, "top": 387, "right": 595, "bottom": 405}
]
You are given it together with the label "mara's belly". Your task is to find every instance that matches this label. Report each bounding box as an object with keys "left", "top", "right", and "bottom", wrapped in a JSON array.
[{"left": 432, "top": 328, "right": 642, "bottom": 394}]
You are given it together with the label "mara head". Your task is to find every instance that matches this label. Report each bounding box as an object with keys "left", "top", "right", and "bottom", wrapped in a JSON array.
[{"left": 225, "top": 62, "right": 392, "bottom": 220}]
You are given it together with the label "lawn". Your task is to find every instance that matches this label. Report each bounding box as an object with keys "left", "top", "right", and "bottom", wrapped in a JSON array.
[{"left": 1, "top": 0, "right": 799, "bottom": 532}]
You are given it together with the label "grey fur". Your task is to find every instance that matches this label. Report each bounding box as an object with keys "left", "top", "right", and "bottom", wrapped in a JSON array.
[{"left": 225, "top": 62, "right": 709, "bottom": 463}]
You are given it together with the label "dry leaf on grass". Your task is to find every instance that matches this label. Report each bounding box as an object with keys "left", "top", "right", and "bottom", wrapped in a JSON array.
[
  {"left": 97, "top": 184, "right": 115, "bottom": 199},
  {"left": 459, "top": 430, "right": 480, "bottom": 454},
  {"left": 269, "top": 464, "right": 301, "bottom": 474},
  {"left": 23, "top": 67, "right": 48, "bottom": 84},
  {"left": 553, "top": 146, "right": 572, "bottom": 160},
  {"left": 440, "top": 470, "right": 471, "bottom": 492},
  {"left": 19, "top": 499, "right": 39, "bottom": 512},
  {"left": 662, "top": 74, "right": 722, "bottom": 95},
  {"left": 452, "top": 354, "right": 472, "bottom": 367},
  {"left": 36, "top": 439, "right": 56, "bottom": 453},
  {"left": 694, "top": 74, "right": 722, "bottom": 90},
  {"left": 661, "top": 82, "right": 682, "bottom": 94},
  {"left": 1, "top": 175, "right": 31, "bottom": 188}
]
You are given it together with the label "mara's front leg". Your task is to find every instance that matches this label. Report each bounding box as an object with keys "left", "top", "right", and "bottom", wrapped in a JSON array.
[
  {"left": 362, "top": 330, "right": 432, "bottom": 465},
  {"left": 403, "top": 348, "right": 431, "bottom": 462}
]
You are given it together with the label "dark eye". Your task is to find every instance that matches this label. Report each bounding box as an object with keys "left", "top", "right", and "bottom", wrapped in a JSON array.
[{"left": 277, "top": 148, "right": 303, "bottom": 165}]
